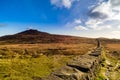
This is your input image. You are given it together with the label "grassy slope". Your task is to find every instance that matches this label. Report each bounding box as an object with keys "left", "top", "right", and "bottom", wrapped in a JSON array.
[
  {"left": 96, "top": 44, "right": 120, "bottom": 80},
  {"left": 0, "top": 55, "right": 73, "bottom": 80},
  {"left": 0, "top": 43, "right": 95, "bottom": 80}
]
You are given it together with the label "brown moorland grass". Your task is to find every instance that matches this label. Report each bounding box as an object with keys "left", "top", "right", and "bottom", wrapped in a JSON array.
[
  {"left": 105, "top": 44, "right": 120, "bottom": 51},
  {"left": 0, "top": 43, "right": 96, "bottom": 55},
  {"left": 0, "top": 43, "right": 96, "bottom": 79},
  {"left": 105, "top": 43, "right": 120, "bottom": 60}
]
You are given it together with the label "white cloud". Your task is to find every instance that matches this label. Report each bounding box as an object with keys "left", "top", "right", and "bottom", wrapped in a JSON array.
[
  {"left": 63, "top": 0, "right": 120, "bottom": 38},
  {"left": 118, "top": 26, "right": 120, "bottom": 29},
  {"left": 91, "top": 1, "right": 113, "bottom": 18},
  {"left": 74, "top": 19, "right": 82, "bottom": 24},
  {"left": 68, "top": 0, "right": 120, "bottom": 32},
  {"left": 111, "top": 31, "right": 120, "bottom": 38},
  {"left": 62, "top": 0, "right": 71, "bottom": 9},
  {"left": 111, "top": 0, "right": 120, "bottom": 8},
  {"left": 65, "top": 18, "right": 82, "bottom": 27},
  {"left": 85, "top": 0, "right": 120, "bottom": 31},
  {"left": 65, "top": 19, "right": 88, "bottom": 31},
  {"left": 50, "top": 0, "right": 79, "bottom": 9},
  {"left": 51, "top": 0, "right": 62, "bottom": 8},
  {"left": 85, "top": 18, "right": 112, "bottom": 30},
  {"left": 75, "top": 25, "right": 88, "bottom": 30},
  {"left": 112, "top": 31, "right": 120, "bottom": 34}
]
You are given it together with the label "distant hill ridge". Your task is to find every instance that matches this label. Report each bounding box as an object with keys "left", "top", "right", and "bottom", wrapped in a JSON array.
[
  {"left": 0, "top": 29, "right": 119, "bottom": 44},
  {"left": 0, "top": 29, "right": 95, "bottom": 44}
]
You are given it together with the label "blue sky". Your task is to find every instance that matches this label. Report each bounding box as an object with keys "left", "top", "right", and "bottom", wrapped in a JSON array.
[{"left": 0, "top": 0, "right": 120, "bottom": 38}]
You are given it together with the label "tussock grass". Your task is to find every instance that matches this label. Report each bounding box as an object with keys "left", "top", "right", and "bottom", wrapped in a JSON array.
[
  {"left": 0, "top": 43, "right": 95, "bottom": 79},
  {"left": 0, "top": 55, "right": 73, "bottom": 80},
  {"left": 96, "top": 48, "right": 120, "bottom": 80}
]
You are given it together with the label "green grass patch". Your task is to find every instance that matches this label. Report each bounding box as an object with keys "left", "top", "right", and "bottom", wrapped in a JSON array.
[{"left": 0, "top": 55, "right": 73, "bottom": 80}]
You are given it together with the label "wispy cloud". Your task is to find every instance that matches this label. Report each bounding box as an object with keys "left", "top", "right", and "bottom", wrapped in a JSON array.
[
  {"left": 75, "top": 25, "right": 88, "bottom": 30},
  {"left": 86, "top": 0, "right": 120, "bottom": 30},
  {"left": 74, "top": 19, "right": 82, "bottom": 24},
  {"left": 106, "top": 31, "right": 120, "bottom": 39},
  {"left": 50, "top": 0, "right": 79, "bottom": 9},
  {"left": 50, "top": 0, "right": 120, "bottom": 38},
  {"left": 0, "top": 24, "right": 7, "bottom": 27},
  {"left": 70, "top": 0, "right": 120, "bottom": 32},
  {"left": 65, "top": 19, "right": 80, "bottom": 26}
]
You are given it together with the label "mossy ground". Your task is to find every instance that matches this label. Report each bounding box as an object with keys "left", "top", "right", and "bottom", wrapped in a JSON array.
[
  {"left": 0, "top": 55, "right": 73, "bottom": 80},
  {"left": 0, "top": 43, "right": 96, "bottom": 80},
  {"left": 96, "top": 48, "right": 120, "bottom": 80}
]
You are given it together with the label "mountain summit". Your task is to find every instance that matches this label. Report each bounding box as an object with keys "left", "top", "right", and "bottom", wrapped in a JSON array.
[
  {"left": 16, "top": 29, "right": 49, "bottom": 35},
  {"left": 0, "top": 29, "right": 95, "bottom": 44}
]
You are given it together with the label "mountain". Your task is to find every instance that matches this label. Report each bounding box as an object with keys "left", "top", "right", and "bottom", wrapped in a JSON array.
[
  {"left": 0, "top": 29, "right": 120, "bottom": 44},
  {"left": 0, "top": 29, "right": 96, "bottom": 44}
]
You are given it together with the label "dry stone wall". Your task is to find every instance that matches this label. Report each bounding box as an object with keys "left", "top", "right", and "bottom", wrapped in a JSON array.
[{"left": 38, "top": 48, "right": 102, "bottom": 80}]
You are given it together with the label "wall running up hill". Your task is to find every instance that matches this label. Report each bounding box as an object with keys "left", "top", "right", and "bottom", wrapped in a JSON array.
[{"left": 36, "top": 48, "right": 102, "bottom": 80}]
